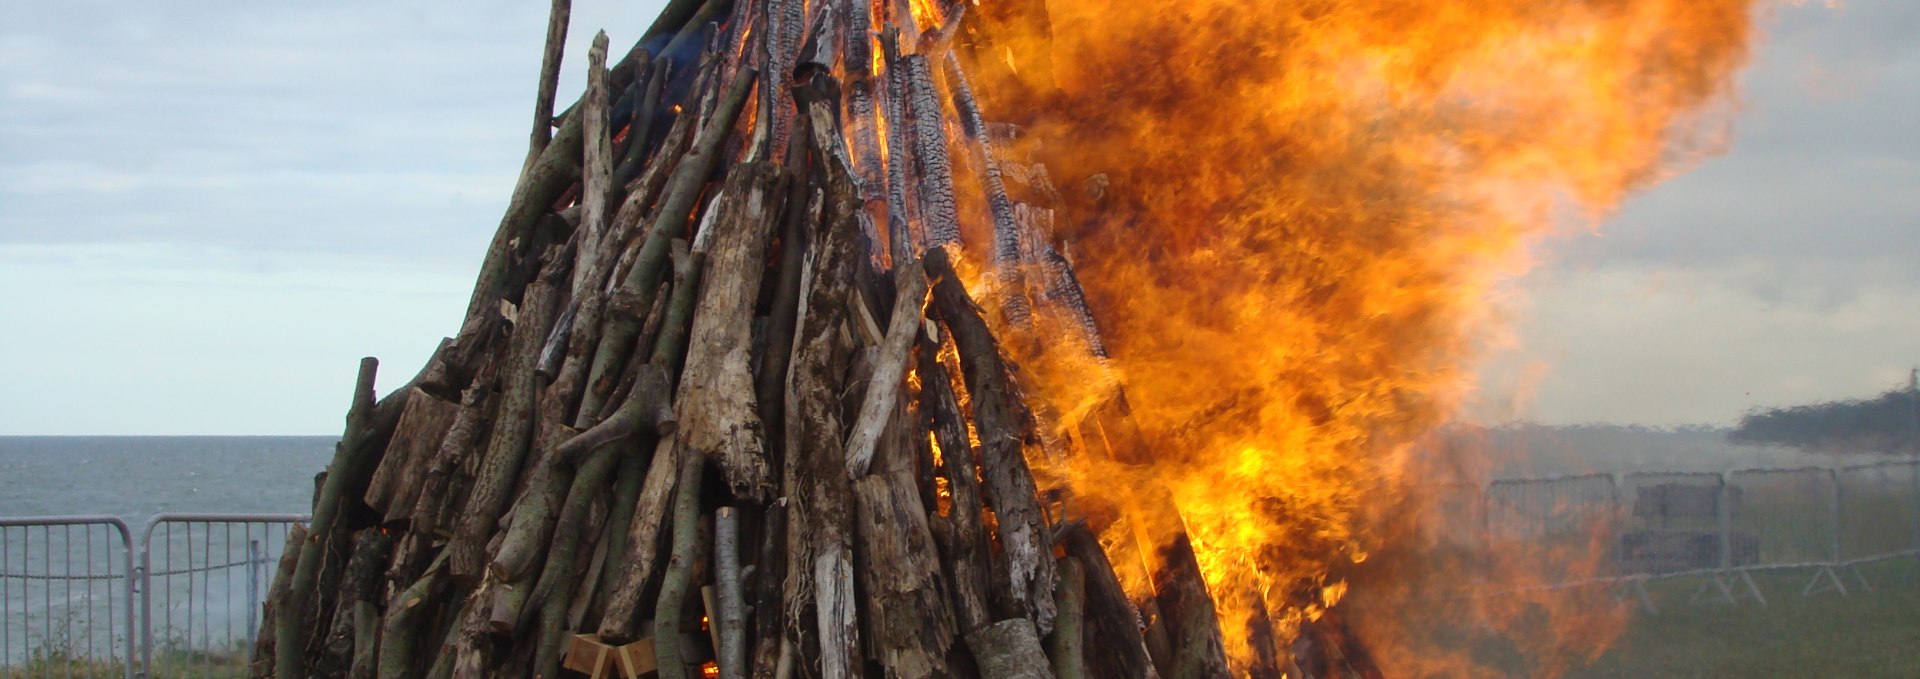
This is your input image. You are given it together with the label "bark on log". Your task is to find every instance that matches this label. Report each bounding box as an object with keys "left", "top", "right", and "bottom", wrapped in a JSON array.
[
  {"left": 1155, "top": 536, "right": 1229, "bottom": 679},
  {"left": 781, "top": 77, "right": 864, "bottom": 677},
  {"left": 747, "top": 499, "right": 788, "bottom": 679},
  {"left": 449, "top": 258, "right": 569, "bottom": 580},
  {"left": 926, "top": 248, "right": 1056, "bottom": 634},
  {"left": 753, "top": 124, "right": 814, "bottom": 475},
  {"left": 715, "top": 507, "right": 747, "bottom": 679},
  {"left": 963, "top": 619, "right": 1053, "bottom": 679},
  {"left": 405, "top": 378, "right": 493, "bottom": 539},
  {"left": 585, "top": 68, "right": 758, "bottom": 422},
  {"left": 917, "top": 342, "right": 993, "bottom": 635},
  {"left": 903, "top": 55, "right": 961, "bottom": 249},
  {"left": 366, "top": 388, "right": 461, "bottom": 523},
  {"left": 595, "top": 244, "right": 709, "bottom": 643},
  {"left": 853, "top": 465, "right": 956, "bottom": 678},
  {"left": 677, "top": 161, "right": 787, "bottom": 501},
  {"left": 653, "top": 451, "right": 707, "bottom": 679},
  {"left": 377, "top": 552, "right": 448, "bottom": 679},
  {"left": 943, "top": 51, "right": 1032, "bottom": 327},
  {"left": 346, "top": 530, "right": 393, "bottom": 679},
  {"left": 879, "top": 27, "right": 921, "bottom": 266},
  {"left": 1047, "top": 557, "right": 1085, "bottom": 679},
  {"left": 1057, "top": 524, "right": 1156, "bottom": 679},
  {"left": 525, "top": 0, "right": 572, "bottom": 173},
  {"left": 278, "top": 357, "right": 380, "bottom": 678},
  {"left": 248, "top": 524, "right": 305, "bottom": 679},
  {"left": 843, "top": 259, "right": 928, "bottom": 479}
]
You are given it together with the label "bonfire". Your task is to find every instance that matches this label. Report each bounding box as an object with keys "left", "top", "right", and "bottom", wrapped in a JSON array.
[{"left": 257, "top": 0, "right": 1758, "bottom": 677}]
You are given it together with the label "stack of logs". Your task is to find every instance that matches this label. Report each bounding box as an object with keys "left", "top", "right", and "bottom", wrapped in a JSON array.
[{"left": 255, "top": 0, "right": 1379, "bottom": 678}]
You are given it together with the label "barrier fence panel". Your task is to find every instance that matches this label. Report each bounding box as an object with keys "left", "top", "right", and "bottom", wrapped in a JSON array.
[
  {"left": 1835, "top": 461, "right": 1920, "bottom": 566},
  {"left": 1727, "top": 468, "right": 1837, "bottom": 569},
  {"left": 1616, "top": 472, "right": 1739, "bottom": 576},
  {"left": 1485, "top": 473, "right": 1620, "bottom": 582},
  {"left": 0, "top": 517, "right": 137, "bottom": 679},
  {"left": 138, "top": 514, "right": 304, "bottom": 679}
]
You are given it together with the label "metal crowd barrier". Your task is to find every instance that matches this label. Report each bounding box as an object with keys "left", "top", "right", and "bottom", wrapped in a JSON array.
[
  {"left": 0, "top": 516, "right": 137, "bottom": 679},
  {"left": 138, "top": 514, "right": 305, "bottom": 679},
  {"left": 0, "top": 514, "right": 304, "bottom": 678}
]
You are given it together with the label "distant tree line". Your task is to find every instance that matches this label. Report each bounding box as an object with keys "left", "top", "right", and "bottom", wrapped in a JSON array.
[{"left": 1729, "top": 382, "right": 1920, "bottom": 455}]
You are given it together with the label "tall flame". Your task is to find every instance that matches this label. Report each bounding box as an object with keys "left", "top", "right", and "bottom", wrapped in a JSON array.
[{"left": 963, "top": 0, "right": 1762, "bottom": 671}]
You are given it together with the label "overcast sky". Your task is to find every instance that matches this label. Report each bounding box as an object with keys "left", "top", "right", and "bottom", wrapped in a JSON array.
[{"left": 1, "top": 1, "right": 1914, "bottom": 434}]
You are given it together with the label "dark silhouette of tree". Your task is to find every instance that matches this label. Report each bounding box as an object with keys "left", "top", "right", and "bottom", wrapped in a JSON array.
[{"left": 1729, "top": 374, "right": 1920, "bottom": 455}]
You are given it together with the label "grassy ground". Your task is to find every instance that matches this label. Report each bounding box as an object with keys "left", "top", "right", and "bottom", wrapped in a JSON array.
[{"left": 1563, "top": 560, "right": 1920, "bottom": 678}]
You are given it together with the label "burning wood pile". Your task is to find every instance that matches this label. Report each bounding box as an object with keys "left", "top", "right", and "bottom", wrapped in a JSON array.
[
  {"left": 254, "top": 1, "right": 1374, "bottom": 678},
  {"left": 253, "top": 0, "right": 1765, "bottom": 674}
]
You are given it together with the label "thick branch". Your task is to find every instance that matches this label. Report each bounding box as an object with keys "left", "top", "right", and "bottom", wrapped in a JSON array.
[
  {"left": 926, "top": 247, "right": 1056, "bottom": 633},
  {"left": 844, "top": 259, "right": 928, "bottom": 478}
]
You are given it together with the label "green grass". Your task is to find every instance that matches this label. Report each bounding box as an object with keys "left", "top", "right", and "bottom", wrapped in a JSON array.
[
  {"left": 1563, "top": 562, "right": 1920, "bottom": 679},
  {"left": 2, "top": 637, "right": 248, "bottom": 679}
]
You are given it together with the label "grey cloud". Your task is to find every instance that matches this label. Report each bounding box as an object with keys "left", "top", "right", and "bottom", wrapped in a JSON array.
[{"left": 0, "top": 0, "right": 664, "bottom": 269}]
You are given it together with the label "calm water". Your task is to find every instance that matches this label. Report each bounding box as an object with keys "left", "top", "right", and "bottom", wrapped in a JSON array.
[
  {"left": 0, "top": 436, "right": 332, "bottom": 665},
  {"left": 0, "top": 436, "right": 332, "bottom": 519}
]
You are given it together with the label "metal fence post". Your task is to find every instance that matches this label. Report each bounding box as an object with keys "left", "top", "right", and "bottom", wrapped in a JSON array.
[
  {"left": 1829, "top": 467, "right": 1843, "bottom": 566},
  {"left": 1717, "top": 472, "right": 1733, "bottom": 571},
  {"left": 248, "top": 539, "right": 263, "bottom": 644}
]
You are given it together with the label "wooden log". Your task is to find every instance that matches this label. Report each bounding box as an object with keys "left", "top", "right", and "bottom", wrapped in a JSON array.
[
  {"left": 528, "top": 432, "right": 630, "bottom": 679},
  {"left": 345, "top": 529, "right": 393, "bottom": 679},
  {"left": 449, "top": 255, "right": 569, "bottom": 580},
  {"left": 715, "top": 507, "right": 747, "bottom": 679},
  {"left": 1154, "top": 536, "right": 1229, "bottom": 679},
  {"left": 552, "top": 365, "right": 677, "bottom": 468},
  {"left": 676, "top": 161, "right": 787, "bottom": 501},
  {"left": 614, "top": 59, "right": 668, "bottom": 188},
  {"left": 588, "top": 242, "right": 700, "bottom": 631},
  {"left": 926, "top": 247, "right": 1056, "bottom": 633},
  {"left": 753, "top": 126, "right": 814, "bottom": 477},
  {"left": 1057, "top": 524, "right": 1156, "bottom": 679},
  {"left": 843, "top": 259, "right": 928, "bottom": 479},
  {"left": 278, "top": 357, "right": 380, "bottom": 678},
  {"left": 248, "top": 524, "right": 305, "bottom": 679},
  {"left": 1047, "top": 557, "right": 1085, "bottom": 679},
  {"left": 843, "top": 0, "right": 884, "bottom": 203},
  {"left": 879, "top": 26, "right": 921, "bottom": 267},
  {"left": 377, "top": 552, "right": 448, "bottom": 679},
  {"left": 596, "top": 246, "right": 711, "bottom": 643},
  {"left": 654, "top": 452, "right": 707, "bottom": 679},
  {"left": 782, "top": 74, "right": 866, "bottom": 679},
  {"left": 763, "top": 0, "right": 804, "bottom": 161},
  {"left": 405, "top": 377, "right": 493, "bottom": 539},
  {"left": 525, "top": 0, "right": 572, "bottom": 173},
  {"left": 796, "top": 0, "right": 839, "bottom": 72},
  {"left": 747, "top": 500, "right": 787, "bottom": 679},
  {"left": 596, "top": 435, "right": 682, "bottom": 643},
  {"left": 853, "top": 465, "right": 956, "bottom": 678},
  {"left": 577, "top": 31, "right": 619, "bottom": 296},
  {"left": 916, "top": 342, "right": 992, "bottom": 634},
  {"left": 942, "top": 51, "right": 1031, "bottom": 326},
  {"left": 903, "top": 55, "right": 960, "bottom": 249},
  {"left": 365, "top": 387, "right": 461, "bottom": 523},
  {"left": 963, "top": 619, "right": 1054, "bottom": 679},
  {"left": 583, "top": 67, "right": 757, "bottom": 423}
]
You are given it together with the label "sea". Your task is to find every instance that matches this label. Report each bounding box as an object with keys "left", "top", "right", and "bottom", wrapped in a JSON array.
[
  {"left": 0, "top": 436, "right": 333, "bottom": 519},
  {"left": 0, "top": 436, "right": 333, "bottom": 666}
]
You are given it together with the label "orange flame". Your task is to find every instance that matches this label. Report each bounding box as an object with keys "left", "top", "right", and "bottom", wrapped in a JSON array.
[{"left": 961, "top": 0, "right": 1762, "bottom": 672}]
